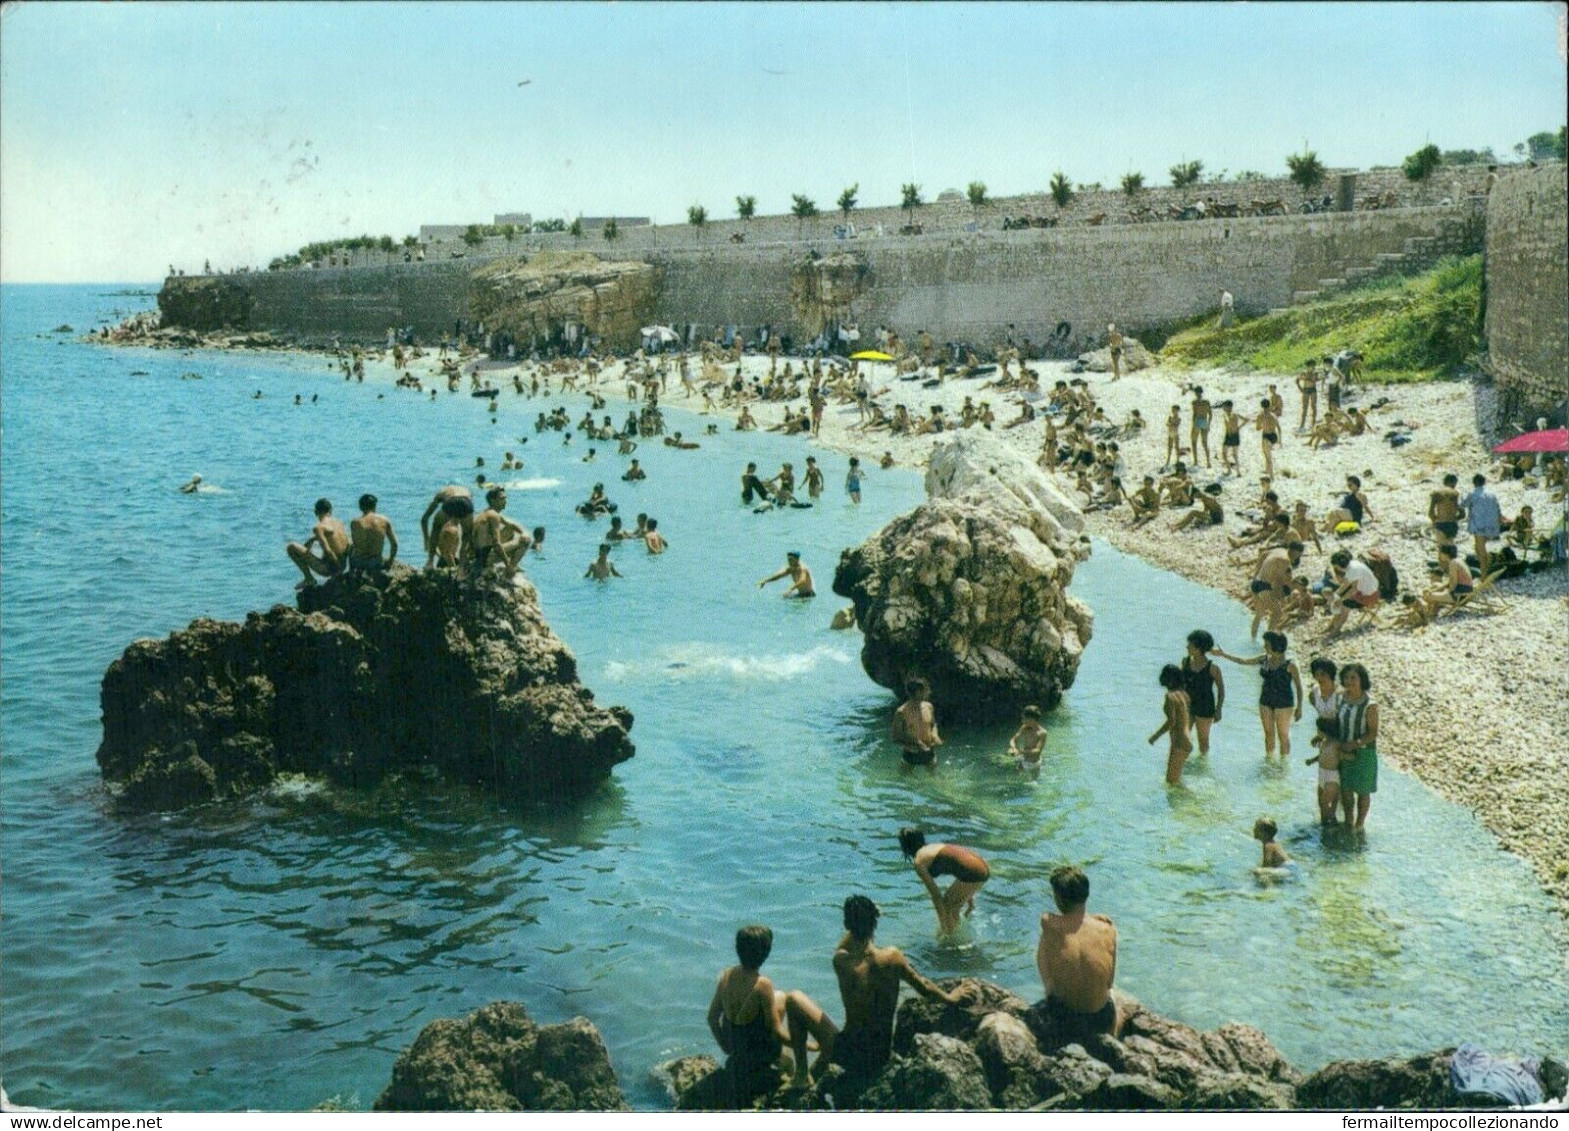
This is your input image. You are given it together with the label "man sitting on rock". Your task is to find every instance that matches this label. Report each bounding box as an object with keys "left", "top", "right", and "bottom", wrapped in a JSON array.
[
  {"left": 471, "top": 487, "right": 530, "bottom": 576},
  {"left": 829, "top": 895, "right": 971, "bottom": 1087},
  {"left": 1033, "top": 866, "right": 1120, "bottom": 1050},
  {"left": 285, "top": 497, "right": 350, "bottom": 589},
  {"left": 348, "top": 493, "right": 398, "bottom": 573}
]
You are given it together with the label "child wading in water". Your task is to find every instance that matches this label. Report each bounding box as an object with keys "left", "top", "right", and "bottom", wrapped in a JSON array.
[
  {"left": 1148, "top": 664, "right": 1193, "bottom": 785},
  {"left": 1009, "top": 705, "right": 1047, "bottom": 775},
  {"left": 1253, "top": 818, "right": 1290, "bottom": 868}
]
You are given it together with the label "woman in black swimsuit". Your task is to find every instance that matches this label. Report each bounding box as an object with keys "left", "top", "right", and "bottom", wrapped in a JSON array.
[
  {"left": 1215, "top": 631, "right": 1303, "bottom": 761},
  {"left": 899, "top": 828, "right": 989, "bottom": 935},
  {"left": 1181, "top": 629, "right": 1226, "bottom": 756}
]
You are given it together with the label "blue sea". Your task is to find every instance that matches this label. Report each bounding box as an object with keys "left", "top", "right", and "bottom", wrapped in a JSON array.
[{"left": 2, "top": 284, "right": 1565, "bottom": 1111}]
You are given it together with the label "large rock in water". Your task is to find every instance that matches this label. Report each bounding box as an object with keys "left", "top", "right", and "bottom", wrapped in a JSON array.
[
  {"left": 375, "top": 1002, "right": 629, "bottom": 1111},
  {"left": 96, "top": 566, "right": 633, "bottom": 810},
  {"left": 833, "top": 431, "right": 1094, "bottom": 720}
]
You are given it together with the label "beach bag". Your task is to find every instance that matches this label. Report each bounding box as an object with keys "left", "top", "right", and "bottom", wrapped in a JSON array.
[
  {"left": 1361, "top": 550, "right": 1399, "bottom": 601},
  {"left": 1334, "top": 521, "right": 1360, "bottom": 536}
]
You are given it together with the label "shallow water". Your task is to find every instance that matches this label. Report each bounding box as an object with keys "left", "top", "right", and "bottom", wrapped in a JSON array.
[{"left": 2, "top": 285, "right": 1565, "bottom": 1111}]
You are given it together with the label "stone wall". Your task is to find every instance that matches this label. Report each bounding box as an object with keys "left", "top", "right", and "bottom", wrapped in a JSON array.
[
  {"left": 167, "top": 204, "right": 1483, "bottom": 350},
  {"left": 1483, "top": 164, "right": 1569, "bottom": 423}
]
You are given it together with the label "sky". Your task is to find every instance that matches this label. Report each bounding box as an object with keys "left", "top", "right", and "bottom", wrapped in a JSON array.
[{"left": 1, "top": 1, "right": 1564, "bottom": 283}]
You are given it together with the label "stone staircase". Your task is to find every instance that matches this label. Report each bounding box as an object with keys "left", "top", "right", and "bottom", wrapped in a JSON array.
[{"left": 1281, "top": 235, "right": 1445, "bottom": 310}]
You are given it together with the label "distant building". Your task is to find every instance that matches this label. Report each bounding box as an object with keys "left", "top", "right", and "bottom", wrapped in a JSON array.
[
  {"left": 419, "top": 224, "right": 471, "bottom": 241},
  {"left": 494, "top": 212, "right": 533, "bottom": 228}
]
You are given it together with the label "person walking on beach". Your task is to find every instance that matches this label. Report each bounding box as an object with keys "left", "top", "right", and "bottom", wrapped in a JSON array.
[
  {"left": 1429, "top": 473, "right": 1463, "bottom": 552},
  {"left": 891, "top": 678, "right": 942, "bottom": 767},
  {"left": 759, "top": 552, "right": 814, "bottom": 598},
  {"left": 1034, "top": 866, "right": 1120, "bottom": 1048},
  {"left": 348, "top": 494, "right": 398, "bottom": 572},
  {"left": 1335, "top": 663, "right": 1379, "bottom": 831},
  {"left": 1148, "top": 664, "right": 1193, "bottom": 785},
  {"left": 1220, "top": 401, "right": 1243, "bottom": 476},
  {"left": 1464, "top": 473, "right": 1503, "bottom": 577},
  {"left": 1296, "top": 364, "right": 1320, "bottom": 432},
  {"left": 1189, "top": 387, "right": 1213, "bottom": 470},
  {"left": 285, "top": 498, "right": 350, "bottom": 588},
  {"left": 1180, "top": 630, "right": 1225, "bottom": 757},
  {"left": 829, "top": 895, "right": 971, "bottom": 1088},
  {"left": 898, "top": 828, "right": 990, "bottom": 936},
  {"left": 1164, "top": 405, "right": 1183, "bottom": 469},
  {"left": 1254, "top": 399, "right": 1281, "bottom": 478},
  {"left": 1107, "top": 324, "right": 1124, "bottom": 380},
  {"left": 1214, "top": 631, "right": 1303, "bottom": 762},
  {"left": 1249, "top": 541, "right": 1304, "bottom": 637}
]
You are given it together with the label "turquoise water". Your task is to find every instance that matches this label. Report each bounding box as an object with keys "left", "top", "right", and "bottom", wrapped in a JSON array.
[{"left": 2, "top": 285, "right": 1565, "bottom": 1111}]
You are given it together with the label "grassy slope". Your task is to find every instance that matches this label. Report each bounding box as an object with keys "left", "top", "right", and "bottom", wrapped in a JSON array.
[{"left": 1158, "top": 255, "right": 1483, "bottom": 383}]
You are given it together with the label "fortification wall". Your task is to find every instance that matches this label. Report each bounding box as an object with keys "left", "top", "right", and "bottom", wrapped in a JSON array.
[
  {"left": 162, "top": 204, "right": 1484, "bottom": 350},
  {"left": 1483, "top": 164, "right": 1569, "bottom": 422}
]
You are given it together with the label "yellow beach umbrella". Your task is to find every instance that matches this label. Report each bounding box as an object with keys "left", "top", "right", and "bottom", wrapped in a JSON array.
[{"left": 850, "top": 350, "right": 894, "bottom": 362}]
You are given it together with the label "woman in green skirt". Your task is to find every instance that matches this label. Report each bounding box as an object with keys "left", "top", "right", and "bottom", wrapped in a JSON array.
[{"left": 1335, "top": 663, "right": 1379, "bottom": 830}]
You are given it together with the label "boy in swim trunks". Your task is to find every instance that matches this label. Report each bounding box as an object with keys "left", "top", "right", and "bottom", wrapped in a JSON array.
[
  {"left": 286, "top": 498, "right": 350, "bottom": 588},
  {"left": 1009, "top": 705, "right": 1047, "bottom": 773},
  {"left": 891, "top": 678, "right": 941, "bottom": 766}
]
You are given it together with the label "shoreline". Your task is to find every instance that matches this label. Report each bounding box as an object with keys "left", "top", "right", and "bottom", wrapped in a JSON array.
[{"left": 95, "top": 331, "right": 1569, "bottom": 914}]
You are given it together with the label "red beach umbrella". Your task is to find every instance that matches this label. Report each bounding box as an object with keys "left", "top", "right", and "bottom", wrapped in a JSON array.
[{"left": 1492, "top": 428, "right": 1569, "bottom": 454}]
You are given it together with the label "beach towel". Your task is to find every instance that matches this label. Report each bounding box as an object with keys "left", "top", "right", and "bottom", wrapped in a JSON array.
[{"left": 1449, "top": 1043, "right": 1543, "bottom": 1107}]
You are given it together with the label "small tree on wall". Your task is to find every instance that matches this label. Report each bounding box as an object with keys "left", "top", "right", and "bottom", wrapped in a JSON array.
[
  {"left": 1169, "top": 160, "right": 1203, "bottom": 196},
  {"left": 1286, "top": 149, "right": 1327, "bottom": 199},
  {"left": 1049, "top": 171, "right": 1073, "bottom": 209},
  {"left": 1121, "top": 171, "right": 1145, "bottom": 197},
  {"left": 570, "top": 217, "right": 584, "bottom": 240},
  {"left": 1402, "top": 144, "right": 1442, "bottom": 202},
  {"left": 736, "top": 195, "right": 757, "bottom": 222},
  {"left": 967, "top": 180, "right": 988, "bottom": 220},
  {"left": 687, "top": 205, "right": 707, "bottom": 242},
  {"left": 791, "top": 194, "right": 818, "bottom": 239},
  {"left": 837, "top": 184, "right": 859, "bottom": 221},
  {"left": 603, "top": 217, "right": 620, "bottom": 241},
  {"left": 900, "top": 183, "right": 923, "bottom": 228}
]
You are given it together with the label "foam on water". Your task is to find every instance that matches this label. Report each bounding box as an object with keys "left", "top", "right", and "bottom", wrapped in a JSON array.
[
  {"left": 499, "top": 476, "right": 561, "bottom": 490},
  {"left": 604, "top": 642, "right": 854, "bottom": 682}
]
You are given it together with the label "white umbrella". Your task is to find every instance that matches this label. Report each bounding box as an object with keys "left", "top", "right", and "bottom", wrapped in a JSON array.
[{"left": 641, "top": 325, "right": 679, "bottom": 343}]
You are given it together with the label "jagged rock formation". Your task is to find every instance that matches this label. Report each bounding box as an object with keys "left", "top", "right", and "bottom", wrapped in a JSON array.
[
  {"left": 97, "top": 567, "right": 633, "bottom": 811},
  {"left": 788, "top": 251, "right": 870, "bottom": 338},
  {"left": 467, "top": 251, "right": 662, "bottom": 351},
  {"left": 375, "top": 1002, "right": 629, "bottom": 1112},
  {"left": 1077, "top": 335, "right": 1158, "bottom": 373},
  {"left": 157, "top": 275, "right": 256, "bottom": 332},
  {"left": 833, "top": 431, "right": 1094, "bottom": 720}
]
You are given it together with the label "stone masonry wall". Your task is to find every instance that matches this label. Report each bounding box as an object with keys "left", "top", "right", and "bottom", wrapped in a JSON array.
[
  {"left": 167, "top": 205, "right": 1483, "bottom": 351},
  {"left": 1484, "top": 164, "right": 1569, "bottom": 422}
]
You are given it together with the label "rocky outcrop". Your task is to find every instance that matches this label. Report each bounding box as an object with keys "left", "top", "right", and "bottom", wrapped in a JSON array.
[
  {"left": 97, "top": 566, "right": 633, "bottom": 811},
  {"left": 1077, "top": 335, "right": 1158, "bottom": 373},
  {"left": 375, "top": 1002, "right": 629, "bottom": 1112},
  {"left": 95, "top": 307, "right": 287, "bottom": 351},
  {"left": 665, "top": 982, "right": 1308, "bottom": 1111},
  {"left": 467, "top": 251, "right": 662, "bottom": 351},
  {"left": 833, "top": 431, "right": 1094, "bottom": 720},
  {"left": 158, "top": 275, "right": 257, "bottom": 332}
]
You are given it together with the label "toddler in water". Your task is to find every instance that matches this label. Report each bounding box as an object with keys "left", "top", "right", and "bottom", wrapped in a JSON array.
[
  {"left": 1253, "top": 817, "right": 1290, "bottom": 868},
  {"left": 1008, "top": 705, "right": 1047, "bottom": 773}
]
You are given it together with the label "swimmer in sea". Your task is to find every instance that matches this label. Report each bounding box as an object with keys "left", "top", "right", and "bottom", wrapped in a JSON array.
[
  {"left": 644, "top": 518, "right": 666, "bottom": 554},
  {"left": 891, "top": 678, "right": 941, "bottom": 767},
  {"left": 585, "top": 543, "right": 623, "bottom": 580},
  {"left": 899, "top": 828, "right": 990, "bottom": 935},
  {"left": 758, "top": 551, "right": 814, "bottom": 598},
  {"left": 531, "top": 526, "right": 546, "bottom": 555},
  {"left": 1009, "top": 704, "right": 1047, "bottom": 774},
  {"left": 179, "top": 475, "right": 203, "bottom": 494}
]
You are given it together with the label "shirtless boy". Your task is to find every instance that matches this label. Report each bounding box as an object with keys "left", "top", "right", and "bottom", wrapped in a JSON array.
[
  {"left": 758, "top": 552, "right": 814, "bottom": 598},
  {"left": 471, "top": 487, "right": 530, "bottom": 575},
  {"left": 585, "top": 543, "right": 623, "bottom": 580},
  {"left": 891, "top": 678, "right": 941, "bottom": 766},
  {"left": 1009, "top": 706, "right": 1047, "bottom": 771},
  {"left": 348, "top": 494, "right": 398, "bottom": 572},
  {"left": 286, "top": 498, "right": 350, "bottom": 588},
  {"left": 644, "top": 518, "right": 667, "bottom": 554},
  {"left": 1035, "top": 866, "right": 1120, "bottom": 1048},
  {"left": 828, "top": 896, "right": 970, "bottom": 1086},
  {"left": 420, "top": 484, "right": 474, "bottom": 569},
  {"left": 706, "top": 925, "right": 835, "bottom": 1099},
  {"left": 1249, "top": 541, "right": 1304, "bottom": 637}
]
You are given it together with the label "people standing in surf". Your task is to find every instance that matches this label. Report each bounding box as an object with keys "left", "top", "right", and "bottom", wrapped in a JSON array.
[
  {"left": 1180, "top": 631, "right": 1225, "bottom": 757},
  {"left": 891, "top": 678, "right": 942, "bottom": 767},
  {"left": 1214, "top": 632, "right": 1303, "bottom": 762},
  {"left": 1148, "top": 664, "right": 1193, "bottom": 785},
  {"left": 1304, "top": 657, "right": 1344, "bottom": 825},
  {"left": 1008, "top": 705, "right": 1047, "bottom": 775},
  {"left": 758, "top": 552, "right": 814, "bottom": 598},
  {"left": 898, "top": 828, "right": 990, "bottom": 936},
  {"left": 845, "top": 457, "right": 864, "bottom": 504}
]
